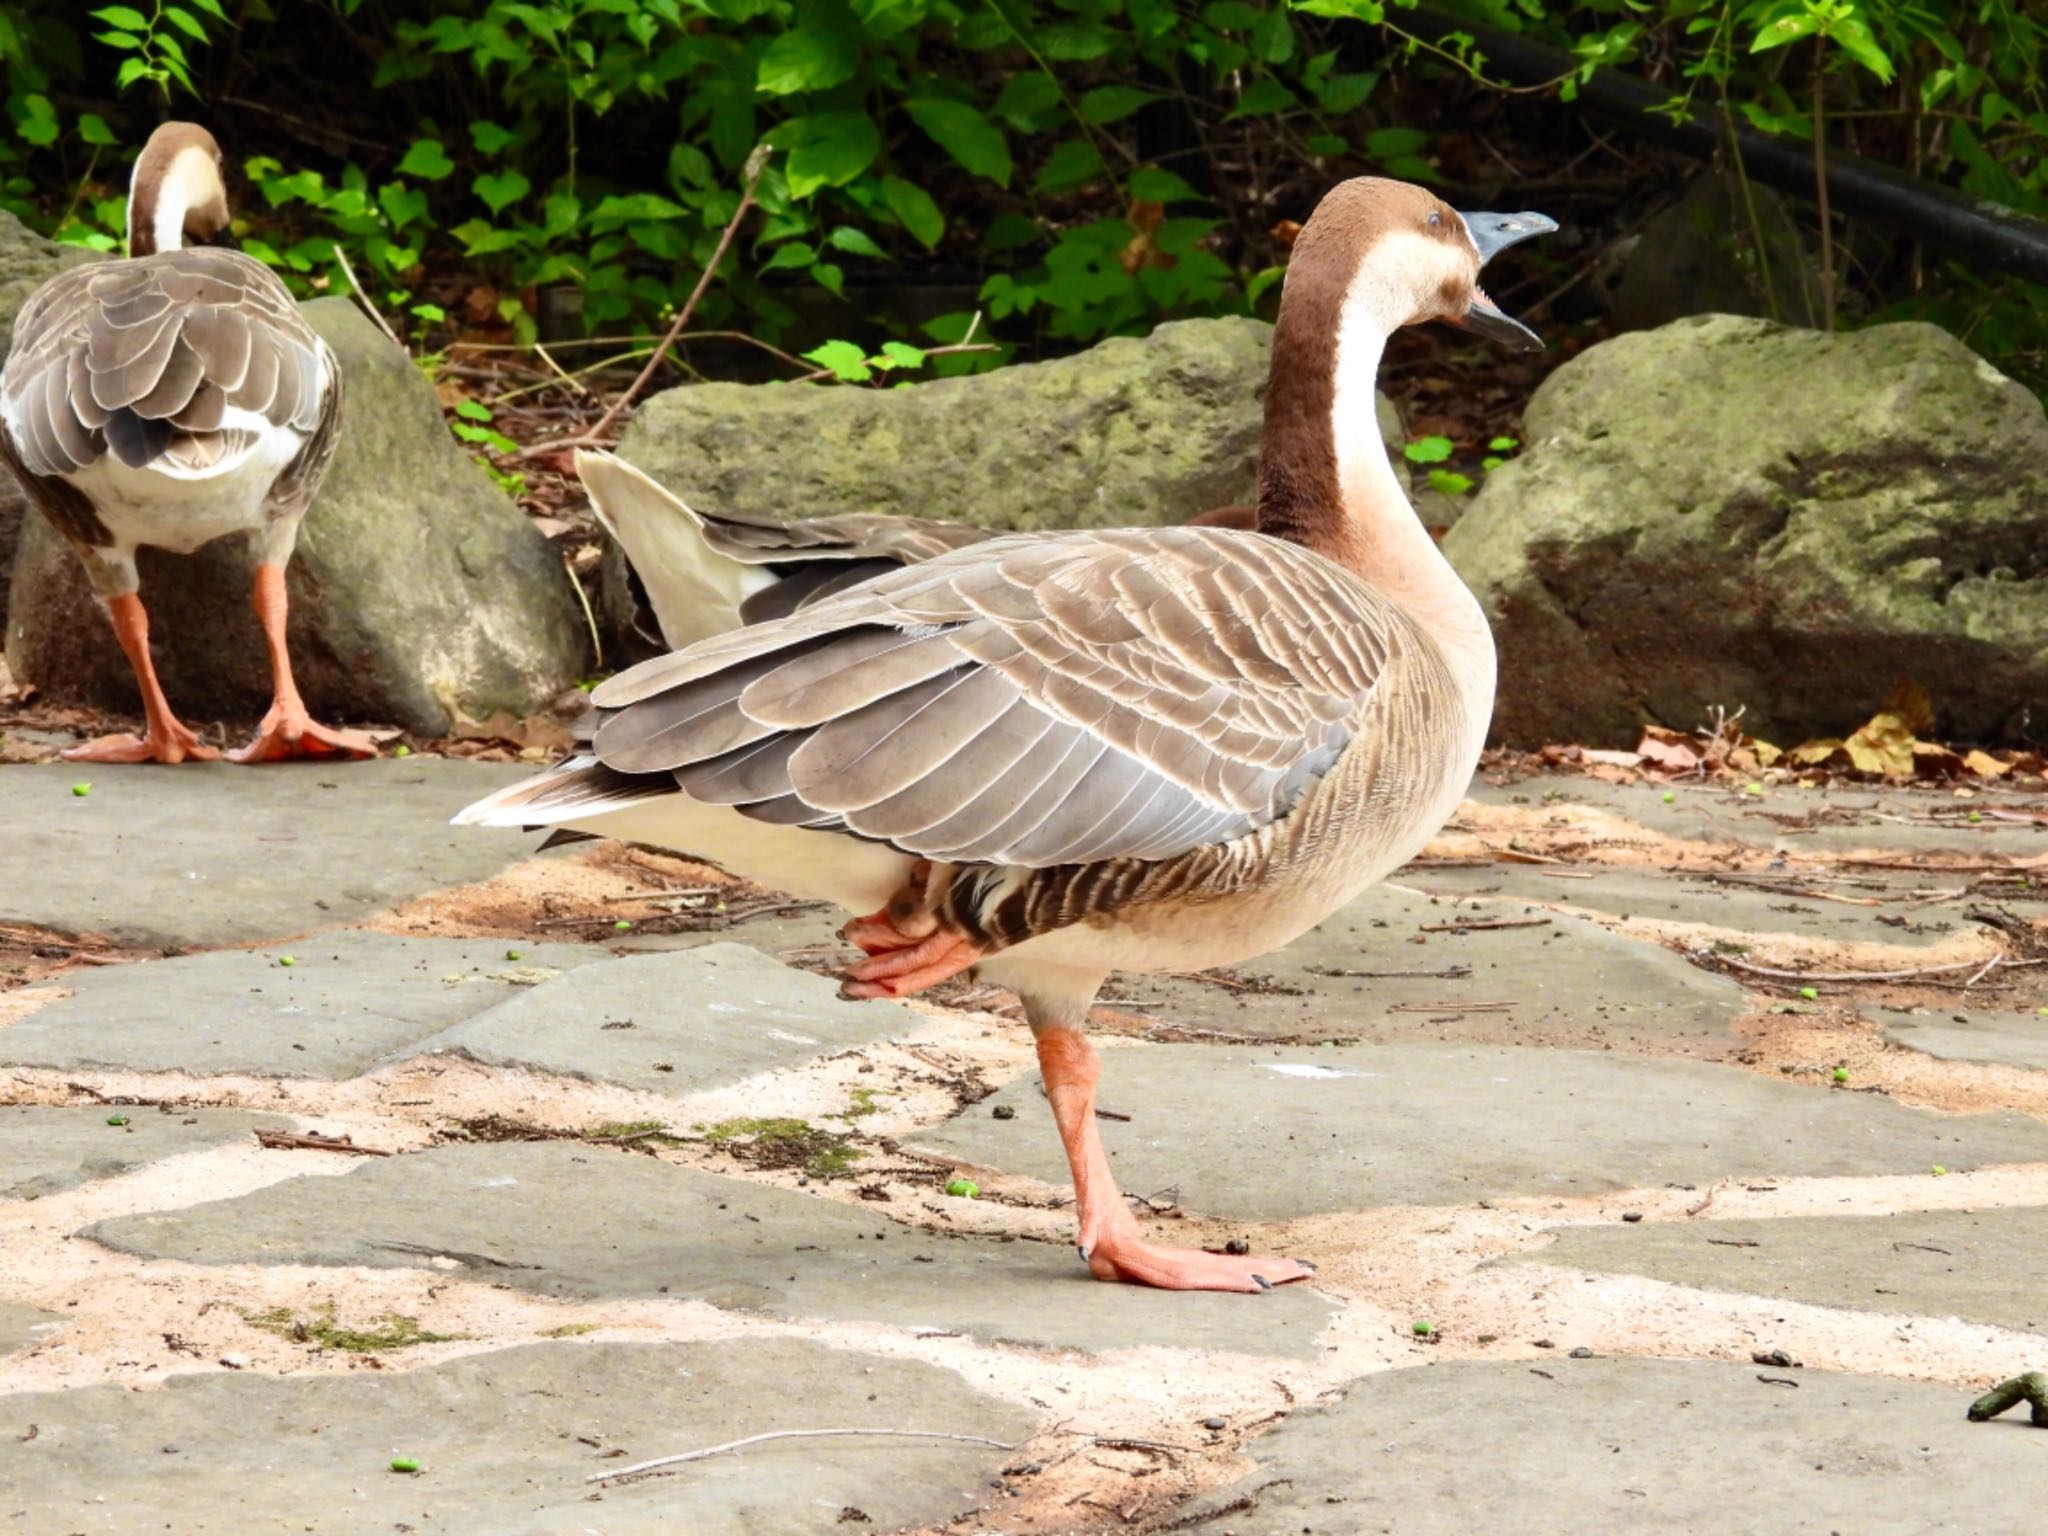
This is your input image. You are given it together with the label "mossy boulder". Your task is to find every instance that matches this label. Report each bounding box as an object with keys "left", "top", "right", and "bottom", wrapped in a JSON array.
[
  {"left": 6, "top": 296, "right": 589, "bottom": 733},
  {"left": 1446, "top": 314, "right": 2048, "bottom": 746}
]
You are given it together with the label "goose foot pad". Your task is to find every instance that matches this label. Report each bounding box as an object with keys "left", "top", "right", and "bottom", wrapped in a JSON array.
[
  {"left": 838, "top": 927, "right": 983, "bottom": 1000},
  {"left": 61, "top": 728, "right": 218, "bottom": 765},
  {"left": 227, "top": 711, "right": 379, "bottom": 764},
  {"left": 1082, "top": 1236, "right": 1316, "bottom": 1294}
]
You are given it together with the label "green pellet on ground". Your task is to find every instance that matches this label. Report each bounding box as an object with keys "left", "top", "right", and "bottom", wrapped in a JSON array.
[
  {"left": 614, "top": 920, "right": 632, "bottom": 930},
  {"left": 394, "top": 744, "right": 412, "bottom": 757},
  {"left": 105, "top": 1115, "right": 128, "bottom": 1127},
  {"left": 1798, "top": 986, "right": 1818, "bottom": 1001},
  {"left": 1412, "top": 1320, "right": 1435, "bottom": 1336},
  {"left": 1932, "top": 1165, "right": 1947, "bottom": 1177},
  {"left": 505, "top": 949, "right": 522, "bottom": 961},
  {"left": 390, "top": 1457, "right": 420, "bottom": 1473},
  {"left": 277, "top": 955, "right": 295, "bottom": 967},
  {"left": 1832, "top": 1067, "right": 1849, "bottom": 1083},
  {"left": 945, "top": 1178, "right": 980, "bottom": 1198},
  {"left": 70, "top": 782, "right": 90, "bottom": 797},
  {"left": 1661, "top": 791, "right": 1675, "bottom": 803}
]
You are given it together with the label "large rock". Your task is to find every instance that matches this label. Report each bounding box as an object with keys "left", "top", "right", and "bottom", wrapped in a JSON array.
[
  {"left": 6, "top": 296, "right": 588, "bottom": 733},
  {"left": 605, "top": 318, "right": 1414, "bottom": 657},
  {"left": 0, "top": 211, "right": 103, "bottom": 635},
  {"left": 1447, "top": 315, "right": 2048, "bottom": 746}
]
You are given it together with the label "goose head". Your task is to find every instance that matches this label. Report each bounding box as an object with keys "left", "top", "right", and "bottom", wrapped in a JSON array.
[
  {"left": 126, "top": 121, "right": 229, "bottom": 258},
  {"left": 1285, "top": 177, "right": 1554, "bottom": 351}
]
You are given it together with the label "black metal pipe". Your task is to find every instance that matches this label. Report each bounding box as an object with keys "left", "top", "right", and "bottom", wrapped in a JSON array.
[{"left": 1399, "top": 7, "right": 2048, "bottom": 286}]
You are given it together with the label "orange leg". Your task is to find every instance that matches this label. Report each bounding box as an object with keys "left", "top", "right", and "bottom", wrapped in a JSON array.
[
  {"left": 1035, "top": 1026, "right": 1315, "bottom": 1293},
  {"left": 226, "top": 563, "right": 377, "bottom": 763},
  {"left": 61, "top": 592, "right": 218, "bottom": 765}
]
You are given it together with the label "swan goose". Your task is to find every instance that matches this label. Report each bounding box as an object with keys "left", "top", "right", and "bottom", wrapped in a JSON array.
[
  {"left": 0, "top": 121, "right": 372, "bottom": 764},
  {"left": 577, "top": 447, "right": 1253, "bottom": 652},
  {"left": 458, "top": 178, "right": 1552, "bottom": 1292}
]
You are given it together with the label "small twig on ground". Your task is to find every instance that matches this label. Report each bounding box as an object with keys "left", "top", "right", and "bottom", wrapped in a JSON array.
[
  {"left": 1308, "top": 964, "right": 1472, "bottom": 980},
  {"left": 253, "top": 1129, "right": 391, "bottom": 1157},
  {"left": 588, "top": 1427, "right": 1021, "bottom": 1484},
  {"left": 1418, "top": 918, "right": 1552, "bottom": 933},
  {"left": 1693, "top": 951, "right": 2043, "bottom": 985},
  {"left": 332, "top": 244, "right": 403, "bottom": 350}
]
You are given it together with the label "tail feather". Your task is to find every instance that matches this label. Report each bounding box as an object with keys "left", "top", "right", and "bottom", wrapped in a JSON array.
[
  {"left": 450, "top": 753, "right": 670, "bottom": 828},
  {"left": 577, "top": 450, "right": 763, "bottom": 649}
]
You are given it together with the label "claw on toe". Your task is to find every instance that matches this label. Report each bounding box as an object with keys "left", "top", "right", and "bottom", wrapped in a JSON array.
[{"left": 228, "top": 712, "right": 377, "bottom": 764}]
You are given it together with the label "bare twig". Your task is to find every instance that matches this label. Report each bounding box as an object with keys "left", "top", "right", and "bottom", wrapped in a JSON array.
[
  {"left": 253, "top": 1128, "right": 392, "bottom": 1156},
  {"left": 332, "top": 244, "right": 403, "bottom": 350},
  {"left": 588, "top": 1427, "right": 1021, "bottom": 1484},
  {"left": 1418, "top": 918, "right": 1552, "bottom": 933},
  {"left": 1691, "top": 951, "right": 2044, "bottom": 985}
]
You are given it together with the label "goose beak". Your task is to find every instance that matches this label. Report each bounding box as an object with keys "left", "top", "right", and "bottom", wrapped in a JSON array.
[{"left": 1450, "top": 210, "right": 1556, "bottom": 352}]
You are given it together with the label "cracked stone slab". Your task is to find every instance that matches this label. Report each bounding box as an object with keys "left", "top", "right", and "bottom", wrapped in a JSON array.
[
  {"left": 0, "top": 933, "right": 609, "bottom": 1079},
  {"left": 0, "top": 1301, "right": 55, "bottom": 1358},
  {"left": 0, "top": 1338, "right": 1035, "bottom": 1535},
  {"left": 83, "top": 1142, "right": 1333, "bottom": 1356},
  {"left": 1, "top": 1105, "right": 287, "bottom": 1200},
  {"left": 0, "top": 759, "right": 545, "bottom": 947},
  {"left": 918, "top": 1043, "right": 2048, "bottom": 1220},
  {"left": 1874, "top": 1006, "right": 2048, "bottom": 1073},
  {"left": 1513, "top": 1207, "right": 2048, "bottom": 1335},
  {"left": 1467, "top": 772, "right": 2048, "bottom": 859},
  {"left": 1392, "top": 862, "right": 1963, "bottom": 949},
  {"left": 1170, "top": 1357, "right": 2040, "bottom": 1535},
  {"left": 416, "top": 943, "right": 916, "bottom": 1094},
  {"left": 1110, "top": 886, "right": 1752, "bottom": 1054}
]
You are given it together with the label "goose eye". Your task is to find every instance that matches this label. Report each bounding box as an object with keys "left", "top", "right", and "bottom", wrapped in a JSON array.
[{"left": 1427, "top": 211, "right": 1441, "bottom": 229}]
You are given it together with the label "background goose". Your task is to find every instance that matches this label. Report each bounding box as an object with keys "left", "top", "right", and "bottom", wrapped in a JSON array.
[
  {"left": 459, "top": 178, "right": 1551, "bottom": 1293},
  {"left": 0, "top": 121, "right": 371, "bottom": 764},
  {"left": 580, "top": 446, "right": 1253, "bottom": 650}
]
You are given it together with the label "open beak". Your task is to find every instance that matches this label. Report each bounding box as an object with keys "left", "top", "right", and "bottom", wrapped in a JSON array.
[{"left": 1448, "top": 210, "right": 1557, "bottom": 351}]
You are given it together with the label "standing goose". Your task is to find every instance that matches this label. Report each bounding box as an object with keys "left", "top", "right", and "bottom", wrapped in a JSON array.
[
  {"left": 578, "top": 447, "right": 1254, "bottom": 651},
  {"left": 459, "top": 178, "right": 1551, "bottom": 1292},
  {"left": 0, "top": 121, "right": 372, "bottom": 764}
]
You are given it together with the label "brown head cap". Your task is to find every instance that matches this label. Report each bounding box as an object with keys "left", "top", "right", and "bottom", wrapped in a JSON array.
[{"left": 128, "top": 122, "right": 228, "bottom": 257}]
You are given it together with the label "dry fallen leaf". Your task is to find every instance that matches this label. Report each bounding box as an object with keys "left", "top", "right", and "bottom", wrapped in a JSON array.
[
  {"left": 1965, "top": 749, "right": 2013, "bottom": 779},
  {"left": 1842, "top": 709, "right": 1916, "bottom": 778},
  {"left": 1636, "top": 725, "right": 1702, "bottom": 773},
  {"left": 1881, "top": 681, "right": 1936, "bottom": 736}
]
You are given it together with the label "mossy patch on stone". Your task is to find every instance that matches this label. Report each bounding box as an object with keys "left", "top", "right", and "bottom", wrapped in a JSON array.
[
  {"left": 241, "top": 1303, "right": 454, "bottom": 1353},
  {"left": 698, "top": 1117, "right": 864, "bottom": 1179}
]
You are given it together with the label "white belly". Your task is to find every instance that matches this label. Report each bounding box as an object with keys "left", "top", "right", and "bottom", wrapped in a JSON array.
[{"left": 65, "top": 420, "right": 304, "bottom": 555}]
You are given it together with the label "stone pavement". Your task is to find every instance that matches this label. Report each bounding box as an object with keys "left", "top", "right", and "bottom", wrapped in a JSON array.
[{"left": 0, "top": 758, "right": 2044, "bottom": 1534}]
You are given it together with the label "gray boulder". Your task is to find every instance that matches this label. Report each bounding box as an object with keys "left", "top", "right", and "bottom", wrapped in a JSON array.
[
  {"left": 605, "top": 318, "right": 1416, "bottom": 657},
  {"left": 1446, "top": 314, "right": 2048, "bottom": 746},
  {"left": 7, "top": 296, "right": 589, "bottom": 734},
  {"left": 0, "top": 211, "right": 104, "bottom": 635}
]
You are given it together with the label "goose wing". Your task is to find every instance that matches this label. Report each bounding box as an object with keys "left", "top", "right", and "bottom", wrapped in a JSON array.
[
  {"left": 1, "top": 247, "right": 330, "bottom": 480},
  {"left": 584, "top": 526, "right": 1397, "bottom": 867}
]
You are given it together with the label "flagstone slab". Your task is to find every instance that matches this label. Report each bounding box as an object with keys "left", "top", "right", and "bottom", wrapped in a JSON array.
[
  {"left": 82, "top": 1142, "right": 1333, "bottom": 1357},
  {"left": 1169, "top": 1357, "right": 2039, "bottom": 1536},
  {"left": 0, "top": 933, "right": 608, "bottom": 1079},
  {"left": 1874, "top": 1006, "right": 2048, "bottom": 1073},
  {"left": 0, "top": 1301, "right": 54, "bottom": 1358},
  {"left": 1392, "top": 863, "right": 1962, "bottom": 949},
  {"left": 1, "top": 1105, "right": 286, "bottom": 1200},
  {"left": 1110, "top": 886, "right": 1753, "bottom": 1055},
  {"left": 0, "top": 1338, "right": 1035, "bottom": 1536},
  {"left": 1512, "top": 1206, "right": 2048, "bottom": 1335},
  {"left": 918, "top": 1043, "right": 2048, "bottom": 1221},
  {"left": 0, "top": 759, "right": 544, "bottom": 948},
  {"left": 416, "top": 943, "right": 914, "bottom": 1095}
]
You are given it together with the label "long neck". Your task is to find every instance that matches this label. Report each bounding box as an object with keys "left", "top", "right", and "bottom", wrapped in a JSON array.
[
  {"left": 127, "top": 163, "right": 193, "bottom": 258},
  {"left": 1255, "top": 270, "right": 1495, "bottom": 698}
]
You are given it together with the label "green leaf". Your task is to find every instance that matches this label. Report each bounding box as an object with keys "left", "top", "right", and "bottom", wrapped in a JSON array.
[
  {"left": 378, "top": 182, "right": 429, "bottom": 230},
  {"left": 95, "top": 30, "right": 140, "bottom": 49},
  {"left": 804, "top": 338, "right": 870, "bottom": 382},
  {"left": 1079, "top": 85, "right": 1161, "bottom": 124},
  {"left": 1365, "top": 126, "right": 1430, "bottom": 157},
  {"left": 161, "top": 6, "right": 211, "bottom": 42},
  {"left": 826, "top": 224, "right": 890, "bottom": 260},
  {"left": 1035, "top": 22, "right": 1116, "bottom": 60},
  {"left": 454, "top": 398, "right": 493, "bottom": 422},
  {"left": 186, "top": 0, "right": 228, "bottom": 17},
  {"left": 1129, "top": 166, "right": 1198, "bottom": 203},
  {"left": 1226, "top": 78, "right": 1297, "bottom": 118},
  {"left": 1403, "top": 435, "right": 1453, "bottom": 464},
  {"left": 90, "top": 5, "right": 149, "bottom": 28},
  {"left": 77, "top": 112, "right": 117, "bottom": 146},
  {"left": 878, "top": 340, "right": 925, "bottom": 367},
  {"left": 472, "top": 169, "right": 531, "bottom": 215},
  {"left": 1750, "top": 10, "right": 1818, "bottom": 52},
  {"left": 15, "top": 95, "right": 57, "bottom": 148},
  {"left": 883, "top": 175, "right": 944, "bottom": 248},
  {"left": 1826, "top": 16, "right": 1894, "bottom": 83},
  {"left": 1487, "top": 435, "right": 1518, "bottom": 451},
  {"left": 904, "top": 98, "right": 1011, "bottom": 187},
  {"left": 757, "top": 24, "right": 857, "bottom": 95},
  {"left": 470, "top": 120, "right": 521, "bottom": 155},
  {"left": 786, "top": 111, "right": 879, "bottom": 198},
  {"left": 115, "top": 57, "right": 150, "bottom": 89},
  {"left": 1427, "top": 468, "right": 1474, "bottom": 496},
  {"left": 812, "top": 260, "right": 844, "bottom": 298},
  {"left": 993, "top": 71, "right": 1062, "bottom": 129},
  {"left": 760, "top": 241, "right": 816, "bottom": 272},
  {"left": 397, "top": 139, "right": 455, "bottom": 180},
  {"left": 1035, "top": 138, "right": 1104, "bottom": 194}
]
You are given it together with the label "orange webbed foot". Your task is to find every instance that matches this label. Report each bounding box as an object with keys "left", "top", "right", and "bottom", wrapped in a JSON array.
[
  {"left": 62, "top": 727, "right": 219, "bottom": 765},
  {"left": 1082, "top": 1233, "right": 1316, "bottom": 1293},
  {"left": 227, "top": 711, "right": 378, "bottom": 764},
  {"left": 839, "top": 927, "right": 984, "bottom": 999}
]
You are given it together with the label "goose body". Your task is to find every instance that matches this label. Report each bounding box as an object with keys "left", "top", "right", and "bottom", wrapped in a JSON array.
[
  {"left": 0, "top": 122, "right": 370, "bottom": 764},
  {"left": 580, "top": 446, "right": 1253, "bottom": 651},
  {"left": 460, "top": 178, "right": 1552, "bottom": 1291}
]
